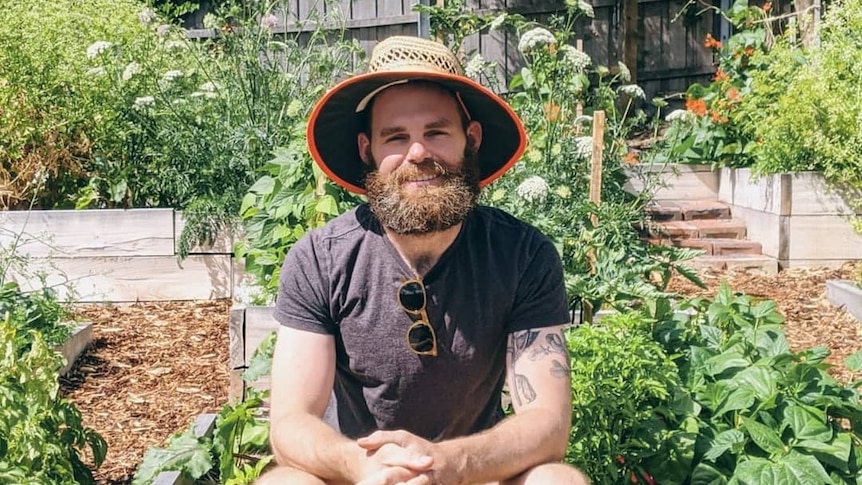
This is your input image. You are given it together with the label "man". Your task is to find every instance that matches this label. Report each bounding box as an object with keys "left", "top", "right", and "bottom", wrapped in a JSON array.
[{"left": 257, "top": 35, "right": 588, "bottom": 485}]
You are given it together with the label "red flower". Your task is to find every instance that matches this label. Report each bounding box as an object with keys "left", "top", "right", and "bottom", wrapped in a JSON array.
[
  {"left": 704, "top": 33, "right": 722, "bottom": 50},
  {"left": 685, "top": 98, "right": 708, "bottom": 116},
  {"left": 713, "top": 67, "right": 730, "bottom": 82}
]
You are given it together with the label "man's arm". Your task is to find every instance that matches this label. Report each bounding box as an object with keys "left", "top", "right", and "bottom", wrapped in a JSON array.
[
  {"left": 358, "top": 324, "right": 572, "bottom": 485},
  {"left": 269, "top": 325, "right": 433, "bottom": 483}
]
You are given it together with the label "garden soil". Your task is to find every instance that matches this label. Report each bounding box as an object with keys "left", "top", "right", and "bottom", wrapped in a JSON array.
[{"left": 62, "top": 264, "right": 861, "bottom": 484}]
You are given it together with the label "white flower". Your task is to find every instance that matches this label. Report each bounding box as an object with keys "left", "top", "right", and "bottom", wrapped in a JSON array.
[
  {"left": 139, "top": 8, "right": 157, "bottom": 25},
  {"left": 234, "top": 281, "right": 273, "bottom": 306},
  {"left": 619, "top": 84, "right": 645, "bottom": 99},
  {"left": 574, "top": 136, "right": 593, "bottom": 159},
  {"left": 164, "top": 40, "right": 187, "bottom": 50},
  {"left": 560, "top": 45, "right": 591, "bottom": 73},
  {"left": 133, "top": 96, "right": 155, "bottom": 107},
  {"left": 516, "top": 176, "right": 550, "bottom": 203},
  {"left": 665, "top": 109, "right": 694, "bottom": 122},
  {"left": 156, "top": 24, "right": 171, "bottom": 37},
  {"left": 555, "top": 185, "right": 572, "bottom": 199},
  {"left": 86, "top": 67, "right": 107, "bottom": 77},
  {"left": 122, "top": 62, "right": 141, "bottom": 81},
  {"left": 617, "top": 62, "right": 631, "bottom": 82},
  {"left": 86, "top": 41, "right": 113, "bottom": 60},
  {"left": 488, "top": 13, "right": 507, "bottom": 31},
  {"left": 199, "top": 81, "right": 218, "bottom": 92},
  {"left": 161, "top": 69, "right": 184, "bottom": 82},
  {"left": 260, "top": 13, "right": 279, "bottom": 32},
  {"left": 518, "top": 28, "right": 556, "bottom": 55},
  {"left": 464, "top": 53, "right": 486, "bottom": 79},
  {"left": 578, "top": 0, "right": 595, "bottom": 17},
  {"left": 574, "top": 115, "right": 593, "bottom": 126}
]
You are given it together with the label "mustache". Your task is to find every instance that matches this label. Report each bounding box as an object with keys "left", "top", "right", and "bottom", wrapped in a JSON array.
[{"left": 389, "top": 160, "right": 447, "bottom": 183}]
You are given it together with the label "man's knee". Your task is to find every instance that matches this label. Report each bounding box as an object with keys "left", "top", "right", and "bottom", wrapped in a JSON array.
[
  {"left": 255, "top": 465, "right": 327, "bottom": 485},
  {"left": 504, "top": 462, "right": 590, "bottom": 485}
]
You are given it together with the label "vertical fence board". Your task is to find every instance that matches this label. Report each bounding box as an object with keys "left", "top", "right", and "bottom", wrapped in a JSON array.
[{"left": 352, "top": 0, "right": 377, "bottom": 19}]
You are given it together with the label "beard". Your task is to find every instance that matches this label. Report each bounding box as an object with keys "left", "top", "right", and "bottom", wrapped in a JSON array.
[{"left": 364, "top": 147, "right": 481, "bottom": 235}]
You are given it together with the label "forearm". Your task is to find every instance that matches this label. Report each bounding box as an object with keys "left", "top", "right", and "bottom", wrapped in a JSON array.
[
  {"left": 440, "top": 408, "right": 569, "bottom": 485},
  {"left": 270, "top": 412, "right": 363, "bottom": 482}
]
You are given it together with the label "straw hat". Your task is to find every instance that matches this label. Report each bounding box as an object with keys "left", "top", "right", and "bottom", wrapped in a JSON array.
[{"left": 307, "top": 35, "right": 527, "bottom": 194}]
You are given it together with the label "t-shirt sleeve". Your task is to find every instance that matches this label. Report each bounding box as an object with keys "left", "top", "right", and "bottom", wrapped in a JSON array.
[
  {"left": 272, "top": 233, "right": 338, "bottom": 335},
  {"left": 507, "top": 235, "right": 570, "bottom": 333}
]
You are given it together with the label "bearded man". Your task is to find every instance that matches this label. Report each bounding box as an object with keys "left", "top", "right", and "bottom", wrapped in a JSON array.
[{"left": 257, "top": 36, "right": 589, "bottom": 485}]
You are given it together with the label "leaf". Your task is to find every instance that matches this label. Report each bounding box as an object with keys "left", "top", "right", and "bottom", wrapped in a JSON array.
[
  {"left": 691, "top": 463, "right": 729, "bottom": 485},
  {"left": 784, "top": 405, "right": 833, "bottom": 442},
  {"left": 315, "top": 194, "right": 339, "bottom": 216},
  {"left": 780, "top": 450, "right": 834, "bottom": 484},
  {"left": 704, "top": 429, "right": 746, "bottom": 461},
  {"left": 796, "top": 433, "right": 852, "bottom": 473},
  {"left": 132, "top": 434, "right": 213, "bottom": 485},
  {"left": 845, "top": 351, "right": 862, "bottom": 372},
  {"left": 741, "top": 416, "right": 785, "bottom": 455},
  {"left": 248, "top": 176, "right": 276, "bottom": 195},
  {"left": 706, "top": 352, "right": 750, "bottom": 377},
  {"left": 714, "top": 386, "right": 756, "bottom": 416},
  {"left": 735, "top": 365, "right": 777, "bottom": 400}
]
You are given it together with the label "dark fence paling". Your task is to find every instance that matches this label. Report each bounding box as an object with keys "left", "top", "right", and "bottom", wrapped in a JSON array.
[{"left": 186, "top": 0, "right": 725, "bottom": 104}]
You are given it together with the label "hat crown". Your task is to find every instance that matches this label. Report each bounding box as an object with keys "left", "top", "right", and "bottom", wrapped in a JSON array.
[{"left": 367, "top": 36, "right": 463, "bottom": 76}]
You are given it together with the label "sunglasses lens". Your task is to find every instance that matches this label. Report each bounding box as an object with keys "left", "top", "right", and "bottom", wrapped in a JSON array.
[
  {"left": 399, "top": 281, "right": 425, "bottom": 312},
  {"left": 408, "top": 323, "right": 435, "bottom": 353}
]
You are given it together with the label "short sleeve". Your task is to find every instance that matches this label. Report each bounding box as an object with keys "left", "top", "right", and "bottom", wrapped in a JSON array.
[
  {"left": 507, "top": 236, "right": 569, "bottom": 333},
  {"left": 273, "top": 233, "right": 338, "bottom": 334}
]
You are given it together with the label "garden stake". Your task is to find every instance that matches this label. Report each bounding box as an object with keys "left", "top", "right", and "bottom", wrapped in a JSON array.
[{"left": 585, "top": 110, "right": 605, "bottom": 324}]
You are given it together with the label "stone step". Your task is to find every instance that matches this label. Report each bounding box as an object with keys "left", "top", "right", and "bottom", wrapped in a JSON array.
[
  {"left": 687, "top": 254, "right": 779, "bottom": 275},
  {"left": 646, "top": 199, "right": 731, "bottom": 222},
  {"left": 672, "top": 238, "right": 762, "bottom": 256},
  {"left": 650, "top": 219, "right": 747, "bottom": 240}
]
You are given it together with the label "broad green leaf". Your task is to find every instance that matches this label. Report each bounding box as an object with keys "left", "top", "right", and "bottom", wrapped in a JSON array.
[
  {"left": 315, "top": 194, "right": 339, "bottom": 216},
  {"left": 780, "top": 450, "right": 834, "bottom": 484},
  {"left": 520, "top": 67, "right": 535, "bottom": 89},
  {"left": 132, "top": 434, "right": 213, "bottom": 485},
  {"left": 845, "top": 351, "right": 862, "bottom": 372},
  {"left": 704, "top": 429, "right": 746, "bottom": 461},
  {"left": 735, "top": 365, "right": 777, "bottom": 400},
  {"left": 239, "top": 192, "right": 257, "bottom": 215},
  {"left": 248, "top": 176, "right": 276, "bottom": 195},
  {"left": 706, "top": 352, "right": 750, "bottom": 377},
  {"left": 741, "top": 416, "right": 785, "bottom": 455},
  {"left": 799, "top": 347, "right": 832, "bottom": 365},
  {"left": 796, "top": 433, "right": 852, "bottom": 473},
  {"left": 714, "top": 387, "right": 756, "bottom": 416},
  {"left": 785, "top": 405, "right": 833, "bottom": 442},
  {"left": 691, "top": 462, "right": 729, "bottom": 485}
]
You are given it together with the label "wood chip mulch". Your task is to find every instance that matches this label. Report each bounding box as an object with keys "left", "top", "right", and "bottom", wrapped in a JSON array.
[
  {"left": 59, "top": 265, "right": 861, "bottom": 484},
  {"left": 61, "top": 300, "right": 231, "bottom": 484}
]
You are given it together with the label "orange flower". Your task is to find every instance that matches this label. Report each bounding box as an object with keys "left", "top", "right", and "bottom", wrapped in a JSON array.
[
  {"left": 727, "top": 87, "right": 741, "bottom": 101},
  {"left": 704, "top": 33, "right": 722, "bottom": 50},
  {"left": 544, "top": 101, "right": 560, "bottom": 122},
  {"left": 623, "top": 152, "right": 639, "bottom": 165},
  {"left": 710, "top": 110, "right": 729, "bottom": 123},
  {"left": 762, "top": 2, "right": 772, "bottom": 12},
  {"left": 548, "top": 43, "right": 557, "bottom": 55},
  {"left": 744, "top": 46, "right": 755, "bottom": 57},
  {"left": 713, "top": 67, "right": 729, "bottom": 82},
  {"left": 685, "top": 98, "right": 708, "bottom": 116}
]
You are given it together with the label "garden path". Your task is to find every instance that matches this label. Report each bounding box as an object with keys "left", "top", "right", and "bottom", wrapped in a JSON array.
[{"left": 60, "top": 264, "right": 859, "bottom": 484}]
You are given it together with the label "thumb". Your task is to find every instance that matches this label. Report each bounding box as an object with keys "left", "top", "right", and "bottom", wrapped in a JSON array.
[{"left": 357, "top": 430, "right": 399, "bottom": 450}]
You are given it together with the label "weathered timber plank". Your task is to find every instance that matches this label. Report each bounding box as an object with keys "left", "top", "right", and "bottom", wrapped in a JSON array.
[
  {"left": 0, "top": 209, "right": 175, "bottom": 257},
  {"left": 13, "top": 255, "right": 233, "bottom": 302},
  {"left": 243, "top": 306, "right": 280, "bottom": 366},
  {"left": 229, "top": 307, "right": 246, "bottom": 369},
  {"left": 352, "top": 0, "right": 377, "bottom": 19}
]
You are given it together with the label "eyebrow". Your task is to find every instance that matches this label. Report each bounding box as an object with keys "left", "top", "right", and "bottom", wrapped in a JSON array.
[{"left": 377, "top": 118, "right": 454, "bottom": 138}]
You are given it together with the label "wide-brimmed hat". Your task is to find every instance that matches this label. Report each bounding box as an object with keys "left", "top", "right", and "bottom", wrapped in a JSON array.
[{"left": 307, "top": 35, "right": 527, "bottom": 194}]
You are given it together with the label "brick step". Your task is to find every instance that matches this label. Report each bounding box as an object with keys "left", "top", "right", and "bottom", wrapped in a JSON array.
[
  {"left": 673, "top": 238, "right": 762, "bottom": 256},
  {"left": 649, "top": 219, "right": 747, "bottom": 240},
  {"left": 687, "top": 254, "right": 779, "bottom": 275},
  {"left": 646, "top": 199, "right": 731, "bottom": 222}
]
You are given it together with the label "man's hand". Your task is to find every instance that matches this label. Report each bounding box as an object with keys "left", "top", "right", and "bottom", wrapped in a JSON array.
[
  {"left": 355, "top": 466, "right": 432, "bottom": 485},
  {"left": 358, "top": 430, "right": 460, "bottom": 485},
  {"left": 355, "top": 439, "right": 434, "bottom": 485}
]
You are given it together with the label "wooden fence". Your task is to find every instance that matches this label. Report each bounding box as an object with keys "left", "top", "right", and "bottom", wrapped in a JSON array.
[{"left": 186, "top": 0, "right": 725, "bottom": 104}]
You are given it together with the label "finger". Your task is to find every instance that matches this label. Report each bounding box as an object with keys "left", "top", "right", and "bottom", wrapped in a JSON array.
[
  {"left": 358, "top": 430, "right": 403, "bottom": 449},
  {"left": 404, "top": 474, "right": 432, "bottom": 485},
  {"left": 356, "top": 466, "right": 420, "bottom": 485},
  {"left": 379, "top": 447, "right": 433, "bottom": 470}
]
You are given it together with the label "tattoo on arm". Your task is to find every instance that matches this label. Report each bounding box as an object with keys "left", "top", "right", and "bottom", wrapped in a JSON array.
[
  {"left": 508, "top": 329, "right": 540, "bottom": 364},
  {"left": 550, "top": 360, "right": 569, "bottom": 379},
  {"left": 527, "top": 332, "right": 569, "bottom": 361},
  {"left": 514, "top": 374, "right": 536, "bottom": 405}
]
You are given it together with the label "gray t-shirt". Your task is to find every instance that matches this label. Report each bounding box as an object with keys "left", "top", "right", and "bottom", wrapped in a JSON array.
[{"left": 274, "top": 204, "right": 569, "bottom": 441}]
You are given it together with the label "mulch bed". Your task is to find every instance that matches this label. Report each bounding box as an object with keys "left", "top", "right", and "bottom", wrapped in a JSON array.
[{"left": 61, "top": 264, "right": 860, "bottom": 483}]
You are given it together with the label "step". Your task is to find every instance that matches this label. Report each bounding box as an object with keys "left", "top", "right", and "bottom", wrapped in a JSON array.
[
  {"left": 687, "top": 254, "right": 779, "bottom": 275},
  {"left": 651, "top": 219, "right": 747, "bottom": 240},
  {"left": 673, "top": 238, "right": 762, "bottom": 256},
  {"left": 646, "top": 199, "right": 731, "bottom": 222}
]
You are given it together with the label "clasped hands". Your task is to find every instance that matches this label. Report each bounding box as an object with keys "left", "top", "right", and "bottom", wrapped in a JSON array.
[{"left": 354, "top": 430, "right": 457, "bottom": 485}]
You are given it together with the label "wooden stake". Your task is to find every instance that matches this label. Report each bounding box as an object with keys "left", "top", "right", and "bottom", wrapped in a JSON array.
[{"left": 584, "top": 110, "right": 605, "bottom": 324}]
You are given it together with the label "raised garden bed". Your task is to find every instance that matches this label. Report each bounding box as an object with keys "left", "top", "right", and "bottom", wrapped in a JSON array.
[
  {"left": 56, "top": 322, "right": 93, "bottom": 376},
  {"left": 826, "top": 280, "right": 862, "bottom": 323}
]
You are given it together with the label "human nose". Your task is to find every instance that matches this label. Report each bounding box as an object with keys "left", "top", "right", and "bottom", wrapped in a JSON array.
[{"left": 404, "top": 141, "right": 429, "bottom": 165}]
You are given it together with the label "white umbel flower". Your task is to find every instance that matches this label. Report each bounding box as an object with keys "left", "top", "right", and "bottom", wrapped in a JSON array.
[
  {"left": 619, "top": 84, "right": 645, "bottom": 99},
  {"left": 164, "top": 40, "right": 187, "bottom": 50},
  {"left": 161, "top": 70, "right": 184, "bottom": 82},
  {"left": 133, "top": 96, "right": 155, "bottom": 107},
  {"left": 139, "top": 7, "right": 157, "bottom": 25},
  {"left": 86, "top": 67, "right": 107, "bottom": 77},
  {"left": 122, "top": 62, "right": 141, "bottom": 81},
  {"left": 574, "top": 136, "right": 593, "bottom": 159},
  {"left": 560, "top": 45, "right": 591, "bottom": 73},
  {"left": 516, "top": 176, "right": 550, "bottom": 202},
  {"left": 489, "top": 13, "right": 507, "bottom": 31},
  {"left": 464, "top": 53, "right": 486, "bottom": 79},
  {"left": 199, "top": 81, "right": 218, "bottom": 92},
  {"left": 665, "top": 109, "right": 695, "bottom": 122},
  {"left": 86, "top": 41, "right": 113, "bottom": 60},
  {"left": 260, "top": 13, "right": 278, "bottom": 32},
  {"left": 617, "top": 62, "right": 631, "bottom": 82},
  {"left": 518, "top": 28, "right": 556, "bottom": 55}
]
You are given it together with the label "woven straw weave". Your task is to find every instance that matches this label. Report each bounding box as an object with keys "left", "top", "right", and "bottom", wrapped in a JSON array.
[{"left": 368, "top": 36, "right": 463, "bottom": 75}]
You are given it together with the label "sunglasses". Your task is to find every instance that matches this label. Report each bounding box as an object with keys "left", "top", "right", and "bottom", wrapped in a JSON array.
[{"left": 397, "top": 278, "right": 438, "bottom": 356}]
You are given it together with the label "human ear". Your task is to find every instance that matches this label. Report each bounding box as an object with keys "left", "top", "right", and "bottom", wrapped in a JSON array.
[
  {"left": 357, "top": 132, "right": 372, "bottom": 166},
  {"left": 466, "top": 120, "right": 482, "bottom": 151}
]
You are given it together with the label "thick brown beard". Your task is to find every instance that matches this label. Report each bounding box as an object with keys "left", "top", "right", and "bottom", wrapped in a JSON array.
[{"left": 364, "top": 149, "right": 481, "bottom": 235}]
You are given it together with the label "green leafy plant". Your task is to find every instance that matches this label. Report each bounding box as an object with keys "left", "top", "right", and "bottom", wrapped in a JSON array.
[
  {"left": 651, "top": 282, "right": 862, "bottom": 484},
  {"left": 0, "top": 314, "right": 107, "bottom": 484}
]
